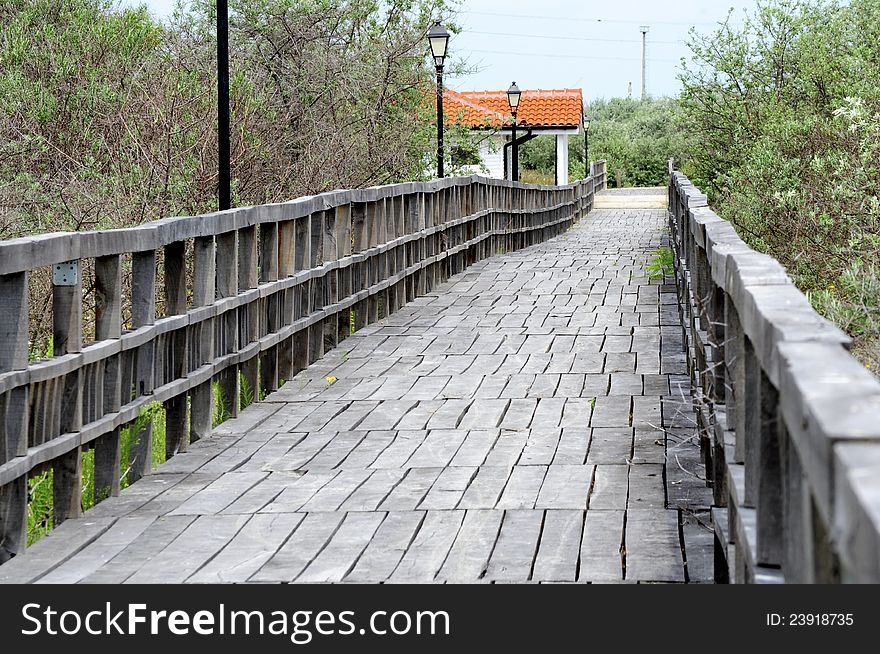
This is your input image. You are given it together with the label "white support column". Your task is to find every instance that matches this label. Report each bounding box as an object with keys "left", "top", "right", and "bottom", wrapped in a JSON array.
[{"left": 556, "top": 133, "right": 569, "bottom": 185}]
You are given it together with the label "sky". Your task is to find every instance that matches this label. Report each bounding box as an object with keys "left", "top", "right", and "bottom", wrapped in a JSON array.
[{"left": 119, "top": 0, "right": 761, "bottom": 101}]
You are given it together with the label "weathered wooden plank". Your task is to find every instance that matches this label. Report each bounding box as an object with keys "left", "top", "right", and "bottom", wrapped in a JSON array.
[
  {"left": 379, "top": 467, "right": 442, "bottom": 510},
  {"left": 251, "top": 511, "right": 345, "bottom": 582},
  {"left": 338, "top": 430, "right": 395, "bottom": 469},
  {"left": 482, "top": 427, "right": 529, "bottom": 467},
  {"left": 388, "top": 509, "right": 464, "bottom": 582},
  {"left": 519, "top": 429, "right": 562, "bottom": 465},
  {"left": 627, "top": 463, "right": 666, "bottom": 509},
  {"left": 484, "top": 509, "right": 543, "bottom": 581},
  {"left": 404, "top": 429, "right": 467, "bottom": 468},
  {"left": 579, "top": 509, "right": 624, "bottom": 582},
  {"left": 0, "top": 516, "right": 116, "bottom": 583},
  {"left": 624, "top": 508, "right": 684, "bottom": 582},
  {"left": 588, "top": 465, "right": 629, "bottom": 510},
  {"left": 215, "top": 230, "right": 239, "bottom": 419},
  {"left": 535, "top": 464, "right": 594, "bottom": 509},
  {"left": 261, "top": 470, "right": 339, "bottom": 512},
  {"left": 449, "top": 430, "right": 497, "bottom": 467},
  {"left": 220, "top": 473, "right": 293, "bottom": 514},
  {"left": 78, "top": 515, "right": 197, "bottom": 584},
  {"left": 532, "top": 509, "right": 584, "bottom": 581},
  {"left": 297, "top": 511, "right": 385, "bottom": 582},
  {"left": 35, "top": 515, "right": 157, "bottom": 584},
  {"left": 169, "top": 471, "right": 267, "bottom": 515},
  {"left": 298, "top": 469, "right": 372, "bottom": 511},
  {"left": 436, "top": 508, "right": 504, "bottom": 582},
  {"left": 338, "top": 469, "right": 405, "bottom": 511},
  {"left": 125, "top": 513, "right": 250, "bottom": 583},
  {"left": 188, "top": 512, "right": 304, "bottom": 583},
  {"left": 419, "top": 466, "right": 477, "bottom": 510},
  {"left": 457, "top": 465, "right": 511, "bottom": 509},
  {"left": 497, "top": 465, "right": 547, "bottom": 509},
  {"left": 345, "top": 511, "right": 425, "bottom": 582}
]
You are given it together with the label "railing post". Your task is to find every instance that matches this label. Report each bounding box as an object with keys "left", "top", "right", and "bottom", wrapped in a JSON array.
[
  {"left": 52, "top": 259, "right": 83, "bottom": 522},
  {"left": 367, "top": 201, "right": 381, "bottom": 323},
  {"left": 322, "top": 208, "right": 339, "bottom": 351},
  {"left": 129, "top": 250, "right": 156, "bottom": 483},
  {"left": 259, "top": 220, "right": 280, "bottom": 397},
  {"left": 278, "top": 219, "right": 296, "bottom": 380},
  {"left": 93, "top": 255, "right": 122, "bottom": 502},
  {"left": 163, "top": 241, "right": 188, "bottom": 457},
  {"left": 191, "top": 235, "right": 215, "bottom": 442},
  {"left": 216, "top": 230, "right": 239, "bottom": 419},
  {"left": 755, "top": 372, "right": 783, "bottom": 567},
  {"left": 293, "top": 215, "right": 311, "bottom": 375},
  {"left": 351, "top": 202, "right": 369, "bottom": 332},
  {"left": 238, "top": 224, "right": 259, "bottom": 408},
  {"left": 0, "top": 271, "right": 29, "bottom": 561},
  {"left": 308, "top": 211, "right": 325, "bottom": 362}
]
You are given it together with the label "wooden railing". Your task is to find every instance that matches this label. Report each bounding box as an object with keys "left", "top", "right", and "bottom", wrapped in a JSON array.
[
  {"left": 668, "top": 168, "right": 880, "bottom": 583},
  {"left": 0, "top": 167, "right": 607, "bottom": 562}
]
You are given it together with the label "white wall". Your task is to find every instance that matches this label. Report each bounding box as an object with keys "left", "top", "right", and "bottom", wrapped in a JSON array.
[
  {"left": 480, "top": 135, "right": 505, "bottom": 179},
  {"left": 556, "top": 133, "right": 569, "bottom": 185}
]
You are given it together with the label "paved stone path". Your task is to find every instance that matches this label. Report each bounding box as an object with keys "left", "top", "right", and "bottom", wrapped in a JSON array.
[{"left": 1, "top": 202, "right": 714, "bottom": 584}]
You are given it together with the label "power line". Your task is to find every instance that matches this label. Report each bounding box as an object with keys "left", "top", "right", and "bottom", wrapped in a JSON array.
[
  {"left": 467, "top": 48, "right": 680, "bottom": 64},
  {"left": 467, "top": 29, "right": 684, "bottom": 45},
  {"left": 461, "top": 10, "right": 718, "bottom": 27}
]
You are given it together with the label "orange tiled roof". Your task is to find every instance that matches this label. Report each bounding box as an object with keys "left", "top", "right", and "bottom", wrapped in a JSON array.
[{"left": 444, "top": 88, "right": 584, "bottom": 129}]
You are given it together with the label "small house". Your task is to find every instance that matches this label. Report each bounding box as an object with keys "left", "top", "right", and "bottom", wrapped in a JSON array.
[{"left": 445, "top": 88, "right": 585, "bottom": 184}]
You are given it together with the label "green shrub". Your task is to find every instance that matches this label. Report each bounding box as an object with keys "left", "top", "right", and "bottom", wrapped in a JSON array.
[{"left": 679, "top": 0, "right": 880, "bottom": 373}]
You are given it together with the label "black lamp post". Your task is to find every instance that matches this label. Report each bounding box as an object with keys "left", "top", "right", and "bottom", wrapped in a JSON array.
[
  {"left": 507, "top": 82, "right": 522, "bottom": 182},
  {"left": 217, "top": 0, "right": 231, "bottom": 210},
  {"left": 427, "top": 22, "right": 450, "bottom": 178},
  {"left": 584, "top": 115, "right": 591, "bottom": 179}
]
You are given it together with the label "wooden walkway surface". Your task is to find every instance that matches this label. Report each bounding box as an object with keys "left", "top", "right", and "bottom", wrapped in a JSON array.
[{"left": 1, "top": 199, "right": 714, "bottom": 584}]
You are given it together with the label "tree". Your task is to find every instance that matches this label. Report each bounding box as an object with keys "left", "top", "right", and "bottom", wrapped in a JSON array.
[
  {"left": 517, "top": 97, "right": 690, "bottom": 187},
  {"left": 679, "top": 0, "right": 880, "bottom": 371}
]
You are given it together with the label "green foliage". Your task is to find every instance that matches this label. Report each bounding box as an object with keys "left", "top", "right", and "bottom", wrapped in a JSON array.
[
  {"left": 517, "top": 97, "right": 689, "bottom": 187},
  {"left": 212, "top": 380, "right": 230, "bottom": 427},
  {"left": 679, "top": 0, "right": 880, "bottom": 372},
  {"left": 1, "top": 0, "right": 463, "bottom": 353},
  {"left": 647, "top": 247, "right": 674, "bottom": 280},
  {"left": 239, "top": 372, "right": 254, "bottom": 410},
  {"left": 26, "top": 471, "right": 53, "bottom": 545}
]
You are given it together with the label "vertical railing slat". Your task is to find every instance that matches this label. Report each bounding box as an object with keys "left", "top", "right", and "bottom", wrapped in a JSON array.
[
  {"left": 191, "top": 235, "right": 216, "bottom": 442},
  {"left": 0, "top": 271, "right": 29, "bottom": 560},
  {"left": 163, "top": 240, "right": 188, "bottom": 457},
  {"left": 93, "top": 255, "right": 122, "bottom": 502},
  {"left": 52, "top": 259, "right": 83, "bottom": 523},
  {"left": 129, "top": 249, "right": 156, "bottom": 483}
]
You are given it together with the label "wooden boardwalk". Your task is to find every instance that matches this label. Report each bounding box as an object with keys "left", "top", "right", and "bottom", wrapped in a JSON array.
[{"left": 0, "top": 198, "right": 715, "bottom": 584}]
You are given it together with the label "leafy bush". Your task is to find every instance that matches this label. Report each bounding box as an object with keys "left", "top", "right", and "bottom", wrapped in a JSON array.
[
  {"left": 679, "top": 0, "right": 880, "bottom": 373},
  {"left": 517, "top": 97, "right": 690, "bottom": 187},
  {"left": 647, "top": 247, "right": 674, "bottom": 280},
  {"left": 0, "top": 0, "right": 465, "bottom": 354}
]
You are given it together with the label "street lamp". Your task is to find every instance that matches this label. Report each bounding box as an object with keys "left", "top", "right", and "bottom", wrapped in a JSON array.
[
  {"left": 507, "top": 82, "right": 522, "bottom": 182},
  {"left": 217, "top": 0, "right": 231, "bottom": 210},
  {"left": 427, "top": 22, "right": 450, "bottom": 178},
  {"left": 584, "top": 114, "right": 591, "bottom": 179}
]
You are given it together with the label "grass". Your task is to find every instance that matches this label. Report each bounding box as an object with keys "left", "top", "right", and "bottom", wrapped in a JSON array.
[
  {"left": 519, "top": 169, "right": 555, "bottom": 185},
  {"left": 646, "top": 247, "right": 674, "bottom": 280}
]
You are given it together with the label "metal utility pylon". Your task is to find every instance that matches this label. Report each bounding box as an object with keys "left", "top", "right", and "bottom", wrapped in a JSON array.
[{"left": 639, "top": 26, "right": 649, "bottom": 100}]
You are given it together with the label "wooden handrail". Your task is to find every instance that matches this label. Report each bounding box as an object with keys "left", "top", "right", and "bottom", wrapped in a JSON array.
[
  {"left": 0, "top": 169, "right": 608, "bottom": 563},
  {"left": 668, "top": 171, "right": 880, "bottom": 583}
]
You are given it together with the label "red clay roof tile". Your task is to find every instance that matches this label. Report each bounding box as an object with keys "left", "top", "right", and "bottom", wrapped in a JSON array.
[{"left": 444, "top": 88, "right": 583, "bottom": 129}]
